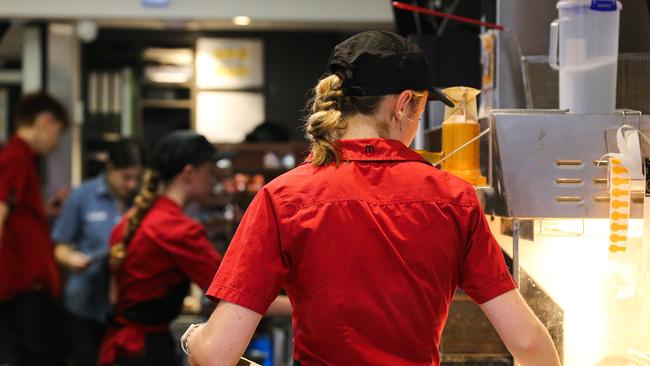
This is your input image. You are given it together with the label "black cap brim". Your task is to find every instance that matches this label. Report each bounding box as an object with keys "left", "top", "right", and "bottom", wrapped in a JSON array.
[{"left": 429, "top": 87, "right": 455, "bottom": 108}]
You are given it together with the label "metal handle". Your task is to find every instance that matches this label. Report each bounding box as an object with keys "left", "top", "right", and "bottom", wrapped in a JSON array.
[
  {"left": 435, "top": 127, "right": 491, "bottom": 167},
  {"left": 548, "top": 18, "right": 561, "bottom": 70}
]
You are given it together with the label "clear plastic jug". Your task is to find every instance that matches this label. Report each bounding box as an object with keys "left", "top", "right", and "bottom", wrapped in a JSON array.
[{"left": 548, "top": 0, "right": 622, "bottom": 114}]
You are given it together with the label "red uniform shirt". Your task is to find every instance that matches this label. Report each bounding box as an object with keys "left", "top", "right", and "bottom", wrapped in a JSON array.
[
  {"left": 208, "top": 138, "right": 516, "bottom": 366},
  {"left": 0, "top": 136, "right": 60, "bottom": 301},
  {"left": 99, "top": 196, "right": 222, "bottom": 365},
  {"left": 109, "top": 196, "right": 222, "bottom": 313}
]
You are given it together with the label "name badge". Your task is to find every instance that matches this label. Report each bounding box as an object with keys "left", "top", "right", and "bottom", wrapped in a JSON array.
[{"left": 86, "top": 211, "right": 108, "bottom": 222}]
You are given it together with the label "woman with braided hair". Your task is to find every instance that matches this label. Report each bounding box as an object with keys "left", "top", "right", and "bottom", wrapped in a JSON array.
[
  {"left": 100, "top": 131, "right": 290, "bottom": 366},
  {"left": 97, "top": 131, "right": 227, "bottom": 366},
  {"left": 183, "top": 31, "right": 561, "bottom": 366}
]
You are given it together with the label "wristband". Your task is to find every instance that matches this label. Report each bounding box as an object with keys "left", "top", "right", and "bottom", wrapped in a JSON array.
[{"left": 180, "top": 323, "right": 205, "bottom": 356}]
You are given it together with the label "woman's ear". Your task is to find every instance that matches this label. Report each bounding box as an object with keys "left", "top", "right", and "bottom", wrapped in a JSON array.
[
  {"left": 393, "top": 91, "right": 414, "bottom": 121},
  {"left": 179, "top": 164, "right": 195, "bottom": 182}
]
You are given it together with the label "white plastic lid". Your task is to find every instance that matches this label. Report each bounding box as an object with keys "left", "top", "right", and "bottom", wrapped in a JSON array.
[{"left": 556, "top": 0, "right": 622, "bottom": 9}]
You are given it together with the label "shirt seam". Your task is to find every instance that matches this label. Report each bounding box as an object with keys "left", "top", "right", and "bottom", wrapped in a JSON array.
[
  {"left": 304, "top": 157, "right": 430, "bottom": 164},
  {"left": 470, "top": 272, "right": 516, "bottom": 303},
  {"left": 265, "top": 187, "right": 298, "bottom": 271},
  {"left": 216, "top": 282, "right": 268, "bottom": 301},
  {"left": 297, "top": 197, "right": 475, "bottom": 210},
  {"left": 210, "top": 282, "right": 270, "bottom": 313}
]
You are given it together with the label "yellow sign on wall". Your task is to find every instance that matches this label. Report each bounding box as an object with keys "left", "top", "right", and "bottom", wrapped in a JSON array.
[{"left": 196, "top": 38, "right": 263, "bottom": 89}]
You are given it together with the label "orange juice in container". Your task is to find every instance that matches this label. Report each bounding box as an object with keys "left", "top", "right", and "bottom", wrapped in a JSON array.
[
  {"left": 414, "top": 150, "right": 443, "bottom": 165},
  {"left": 441, "top": 86, "right": 486, "bottom": 186}
]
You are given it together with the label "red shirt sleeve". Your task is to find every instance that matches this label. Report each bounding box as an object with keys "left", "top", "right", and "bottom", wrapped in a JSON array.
[
  {"left": 206, "top": 187, "right": 291, "bottom": 315},
  {"left": 458, "top": 190, "right": 517, "bottom": 304},
  {"left": 157, "top": 222, "right": 223, "bottom": 290},
  {"left": 0, "top": 156, "right": 27, "bottom": 204}
]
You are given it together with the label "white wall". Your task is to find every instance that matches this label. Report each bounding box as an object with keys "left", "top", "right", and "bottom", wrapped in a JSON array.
[{"left": 0, "top": 0, "right": 393, "bottom": 23}]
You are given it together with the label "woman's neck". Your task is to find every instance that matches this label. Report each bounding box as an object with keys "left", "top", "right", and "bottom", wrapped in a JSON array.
[
  {"left": 163, "top": 183, "right": 189, "bottom": 208},
  {"left": 339, "top": 115, "right": 383, "bottom": 140},
  {"left": 16, "top": 128, "right": 39, "bottom": 152}
]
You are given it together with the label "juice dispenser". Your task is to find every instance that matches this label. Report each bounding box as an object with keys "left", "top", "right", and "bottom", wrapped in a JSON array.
[
  {"left": 548, "top": 0, "right": 622, "bottom": 114},
  {"left": 441, "top": 86, "right": 486, "bottom": 186}
]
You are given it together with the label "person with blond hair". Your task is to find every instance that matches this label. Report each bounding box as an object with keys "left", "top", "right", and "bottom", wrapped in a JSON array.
[{"left": 183, "top": 31, "right": 561, "bottom": 366}]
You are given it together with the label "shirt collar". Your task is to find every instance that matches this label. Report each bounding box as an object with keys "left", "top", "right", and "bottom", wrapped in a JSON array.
[
  {"left": 94, "top": 174, "right": 111, "bottom": 197},
  {"left": 304, "top": 138, "right": 430, "bottom": 164},
  {"left": 158, "top": 195, "right": 183, "bottom": 211},
  {"left": 10, "top": 135, "right": 38, "bottom": 159}
]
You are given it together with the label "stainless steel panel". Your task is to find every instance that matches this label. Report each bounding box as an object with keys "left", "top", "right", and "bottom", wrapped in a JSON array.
[{"left": 485, "top": 110, "right": 650, "bottom": 218}]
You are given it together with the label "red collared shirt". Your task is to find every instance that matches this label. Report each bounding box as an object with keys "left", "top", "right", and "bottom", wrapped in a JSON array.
[
  {"left": 0, "top": 135, "right": 60, "bottom": 301},
  {"left": 208, "top": 138, "right": 515, "bottom": 366},
  {"left": 109, "top": 196, "right": 222, "bottom": 314}
]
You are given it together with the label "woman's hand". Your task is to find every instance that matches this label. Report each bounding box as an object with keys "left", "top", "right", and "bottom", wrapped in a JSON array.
[
  {"left": 66, "top": 251, "right": 92, "bottom": 271},
  {"left": 55, "top": 244, "right": 91, "bottom": 272},
  {"left": 45, "top": 187, "right": 71, "bottom": 218},
  {"left": 187, "top": 301, "right": 262, "bottom": 366}
]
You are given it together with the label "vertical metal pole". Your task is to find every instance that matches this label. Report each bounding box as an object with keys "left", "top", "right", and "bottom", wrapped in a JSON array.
[
  {"left": 22, "top": 24, "right": 44, "bottom": 93},
  {"left": 47, "top": 23, "right": 82, "bottom": 190},
  {"left": 488, "top": 115, "right": 493, "bottom": 187},
  {"left": 0, "top": 88, "right": 8, "bottom": 143},
  {"left": 413, "top": 102, "right": 427, "bottom": 150},
  {"left": 512, "top": 219, "right": 520, "bottom": 287}
]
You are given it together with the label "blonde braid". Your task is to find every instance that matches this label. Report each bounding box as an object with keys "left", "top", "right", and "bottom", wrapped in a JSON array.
[
  {"left": 305, "top": 74, "right": 346, "bottom": 166},
  {"left": 109, "top": 169, "right": 161, "bottom": 269}
]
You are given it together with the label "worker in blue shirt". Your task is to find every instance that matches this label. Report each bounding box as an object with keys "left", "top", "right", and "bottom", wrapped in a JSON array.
[{"left": 51, "top": 139, "right": 145, "bottom": 366}]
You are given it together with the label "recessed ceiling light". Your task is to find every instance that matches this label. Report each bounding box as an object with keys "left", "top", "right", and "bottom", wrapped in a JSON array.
[{"left": 233, "top": 16, "right": 251, "bottom": 26}]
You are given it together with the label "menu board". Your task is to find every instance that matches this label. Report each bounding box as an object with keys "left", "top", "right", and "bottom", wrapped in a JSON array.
[{"left": 196, "top": 38, "right": 264, "bottom": 90}]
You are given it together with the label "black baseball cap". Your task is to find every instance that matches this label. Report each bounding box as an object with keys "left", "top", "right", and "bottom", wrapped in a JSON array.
[
  {"left": 327, "top": 30, "right": 454, "bottom": 107},
  {"left": 150, "top": 130, "right": 233, "bottom": 181}
]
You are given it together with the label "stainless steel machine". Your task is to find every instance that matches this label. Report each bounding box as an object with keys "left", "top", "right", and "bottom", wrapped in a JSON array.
[{"left": 477, "top": 109, "right": 650, "bottom": 366}]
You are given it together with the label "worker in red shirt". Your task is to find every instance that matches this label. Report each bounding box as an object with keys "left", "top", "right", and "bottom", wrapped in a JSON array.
[
  {"left": 99, "top": 131, "right": 289, "bottom": 366},
  {"left": 0, "top": 92, "right": 69, "bottom": 366},
  {"left": 183, "top": 31, "right": 561, "bottom": 366}
]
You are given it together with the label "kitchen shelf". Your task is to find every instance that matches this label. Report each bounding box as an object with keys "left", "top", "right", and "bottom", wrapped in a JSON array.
[
  {"left": 141, "top": 81, "right": 194, "bottom": 88},
  {"left": 141, "top": 99, "right": 193, "bottom": 109}
]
